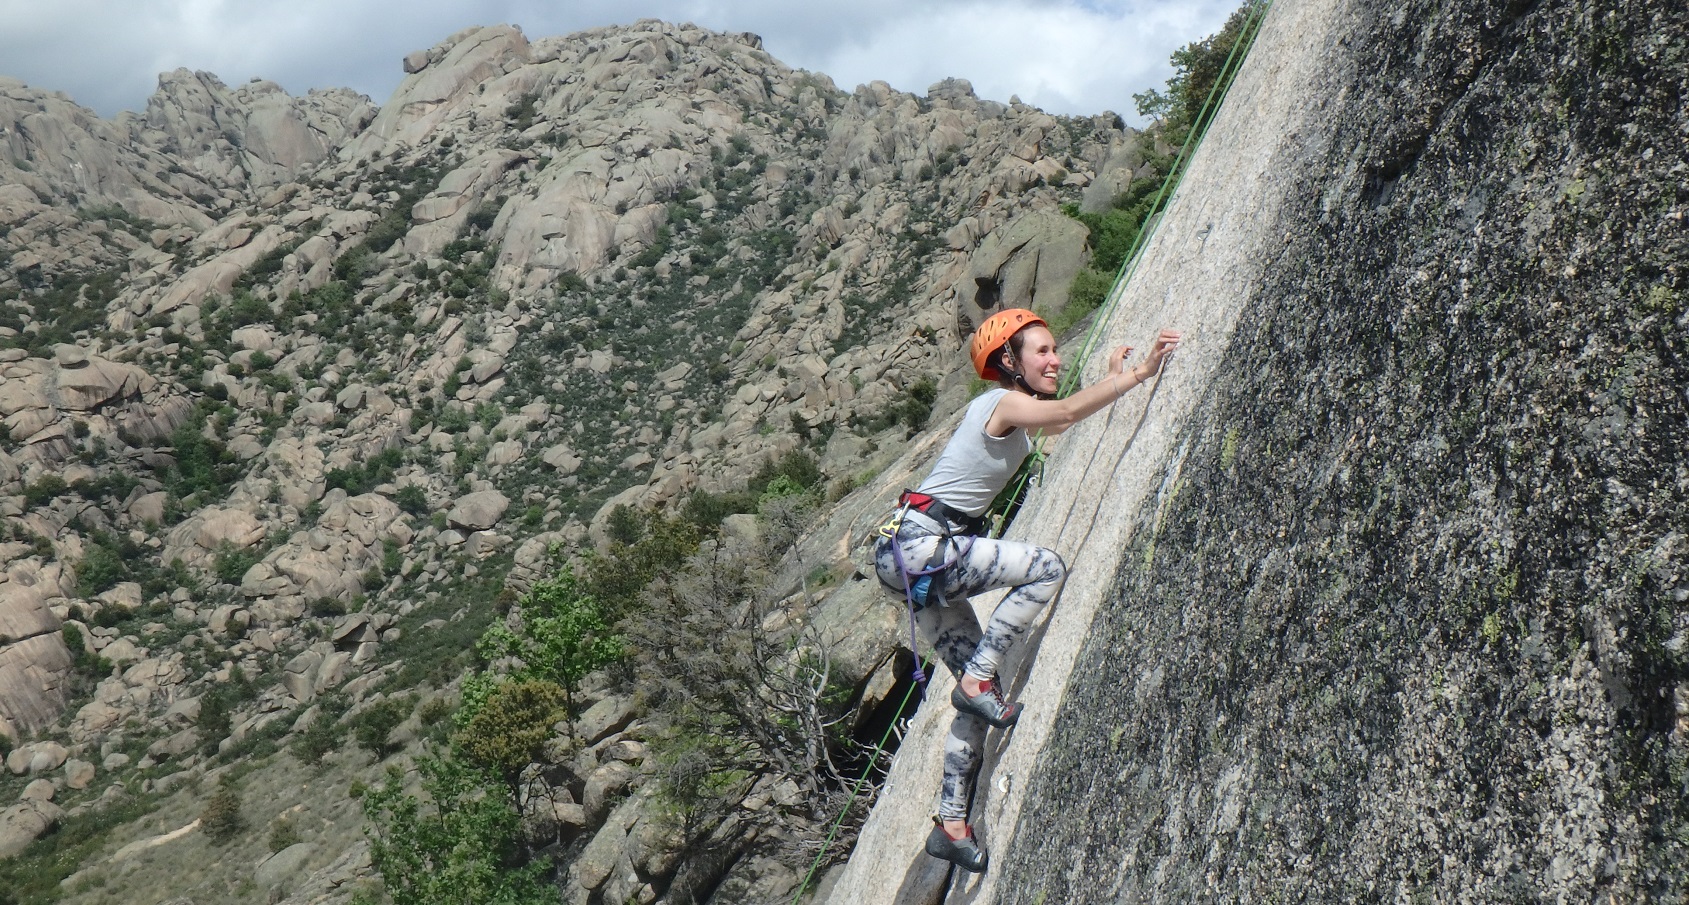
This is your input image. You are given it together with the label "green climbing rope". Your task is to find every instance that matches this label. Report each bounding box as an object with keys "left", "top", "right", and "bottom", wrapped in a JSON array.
[
  {"left": 791, "top": 4, "right": 1275, "bottom": 896},
  {"left": 988, "top": 0, "right": 1274, "bottom": 536},
  {"left": 791, "top": 655, "right": 934, "bottom": 902}
]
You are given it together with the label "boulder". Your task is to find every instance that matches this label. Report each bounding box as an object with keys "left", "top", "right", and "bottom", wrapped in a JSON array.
[
  {"left": 6, "top": 740, "right": 68, "bottom": 776},
  {"left": 63, "top": 758, "right": 95, "bottom": 790},
  {"left": 20, "top": 778, "right": 55, "bottom": 801},
  {"left": 961, "top": 209, "right": 1089, "bottom": 329},
  {"left": 128, "top": 491, "right": 169, "bottom": 525},
  {"left": 283, "top": 649, "right": 324, "bottom": 702},
  {"left": 71, "top": 701, "right": 124, "bottom": 740},
  {"left": 582, "top": 761, "right": 638, "bottom": 826},
  {"left": 190, "top": 507, "right": 267, "bottom": 551},
  {"left": 568, "top": 788, "right": 645, "bottom": 895},
  {"left": 542, "top": 444, "right": 582, "bottom": 474},
  {"left": 23, "top": 742, "right": 68, "bottom": 776},
  {"left": 447, "top": 490, "right": 509, "bottom": 531},
  {"left": 99, "top": 638, "right": 143, "bottom": 666},
  {"left": 0, "top": 584, "right": 73, "bottom": 739},
  {"left": 574, "top": 694, "right": 638, "bottom": 746},
  {"left": 231, "top": 326, "right": 278, "bottom": 352},
  {"left": 147, "top": 728, "right": 199, "bottom": 760},
  {"left": 485, "top": 439, "right": 523, "bottom": 467},
  {"left": 52, "top": 355, "right": 149, "bottom": 412},
  {"left": 0, "top": 798, "right": 63, "bottom": 858},
  {"left": 255, "top": 842, "right": 318, "bottom": 891},
  {"left": 314, "top": 651, "right": 352, "bottom": 693}
]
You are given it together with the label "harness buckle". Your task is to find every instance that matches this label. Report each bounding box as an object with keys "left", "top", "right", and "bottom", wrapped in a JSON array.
[{"left": 877, "top": 503, "right": 911, "bottom": 539}]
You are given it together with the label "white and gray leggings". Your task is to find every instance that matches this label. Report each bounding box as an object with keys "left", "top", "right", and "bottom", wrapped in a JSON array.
[{"left": 874, "top": 526, "right": 1067, "bottom": 821}]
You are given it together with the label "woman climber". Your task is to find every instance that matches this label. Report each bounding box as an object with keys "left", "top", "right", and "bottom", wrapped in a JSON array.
[{"left": 873, "top": 307, "right": 1180, "bottom": 873}]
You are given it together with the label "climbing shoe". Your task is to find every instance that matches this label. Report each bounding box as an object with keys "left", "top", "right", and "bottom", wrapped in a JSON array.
[
  {"left": 926, "top": 820, "right": 989, "bottom": 873},
  {"left": 951, "top": 680, "right": 1021, "bottom": 728}
]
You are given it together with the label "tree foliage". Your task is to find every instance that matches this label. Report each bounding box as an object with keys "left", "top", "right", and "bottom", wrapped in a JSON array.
[
  {"left": 199, "top": 777, "right": 245, "bottom": 843},
  {"left": 1134, "top": 0, "right": 1266, "bottom": 140},
  {"left": 581, "top": 515, "right": 703, "bottom": 623},
  {"left": 350, "top": 693, "right": 417, "bottom": 759},
  {"left": 467, "top": 565, "right": 624, "bottom": 719},
  {"left": 455, "top": 679, "right": 567, "bottom": 788},
  {"left": 359, "top": 756, "right": 553, "bottom": 905},
  {"left": 625, "top": 494, "right": 857, "bottom": 831}
]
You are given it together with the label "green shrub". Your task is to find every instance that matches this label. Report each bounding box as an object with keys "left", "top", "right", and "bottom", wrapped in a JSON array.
[
  {"left": 22, "top": 475, "right": 67, "bottom": 507},
  {"left": 393, "top": 485, "right": 428, "bottom": 516},
  {"left": 749, "top": 449, "right": 822, "bottom": 495},
  {"left": 555, "top": 270, "right": 589, "bottom": 294},
  {"left": 294, "top": 694, "right": 351, "bottom": 764},
  {"left": 894, "top": 377, "right": 938, "bottom": 433},
  {"left": 606, "top": 504, "right": 646, "bottom": 545},
  {"left": 226, "top": 291, "right": 273, "bottom": 328},
  {"left": 466, "top": 198, "right": 504, "bottom": 233},
  {"left": 681, "top": 489, "right": 756, "bottom": 529},
  {"left": 360, "top": 756, "right": 553, "bottom": 905},
  {"left": 199, "top": 777, "right": 244, "bottom": 842},
  {"left": 350, "top": 694, "right": 416, "bottom": 759},
  {"left": 759, "top": 475, "right": 807, "bottom": 505},
  {"left": 504, "top": 93, "right": 540, "bottom": 130},
  {"left": 268, "top": 815, "right": 303, "bottom": 852},
  {"left": 75, "top": 539, "right": 130, "bottom": 597},
  {"left": 455, "top": 679, "right": 567, "bottom": 786},
  {"left": 333, "top": 244, "right": 378, "bottom": 285},
  {"left": 213, "top": 543, "right": 259, "bottom": 587},
  {"left": 470, "top": 568, "right": 623, "bottom": 715},
  {"left": 363, "top": 212, "right": 409, "bottom": 255},
  {"left": 1051, "top": 270, "right": 1116, "bottom": 338},
  {"left": 195, "top": 689, "right": 234, "bottom": 755},
  {"left": 60, "top": 624, "right": 112, "bottom": 678},
  {"left": 161, "top": 407, "right": 243, "bottom": 504}
]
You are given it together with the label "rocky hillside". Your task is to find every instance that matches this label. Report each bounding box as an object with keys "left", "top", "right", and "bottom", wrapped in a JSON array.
[{"left": 0, "top": 18, "right": 1161, "bottom": 905}]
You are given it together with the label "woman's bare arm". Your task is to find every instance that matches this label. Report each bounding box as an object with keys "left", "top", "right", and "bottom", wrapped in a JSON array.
[{"left": 987, "top": 329, "right": 1181, "bottom": 435}]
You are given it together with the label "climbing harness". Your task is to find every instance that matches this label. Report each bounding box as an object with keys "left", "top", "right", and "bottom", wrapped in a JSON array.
[
  {"left": 793, "top": 4, "right": 1275, "bottom": 894},
  {"left": 877, "top": 494, "right": 979, "bottom": 686}
]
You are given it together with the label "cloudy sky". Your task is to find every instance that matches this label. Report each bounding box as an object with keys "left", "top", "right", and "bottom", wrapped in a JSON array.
[{"left": 0, "top": 0, "right": 1238, "bottom": 124}]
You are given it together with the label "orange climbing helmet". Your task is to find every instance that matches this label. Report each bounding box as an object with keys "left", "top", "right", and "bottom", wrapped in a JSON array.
[{"left": 970, "top": 308, "right": 1047, "bottom": 380}]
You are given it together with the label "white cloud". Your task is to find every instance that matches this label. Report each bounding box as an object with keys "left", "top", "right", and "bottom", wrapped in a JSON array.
[
  {"left": 789, "top": 0, "right": 1235, "bottom": 116},
  {"left": 0, "top": 0, "right": 1239, "bottom": 122}
]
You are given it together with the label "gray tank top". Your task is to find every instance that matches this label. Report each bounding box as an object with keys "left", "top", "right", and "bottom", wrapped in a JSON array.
[{"left": 915, "top": 388, "right": 1034, "bottom": 517}]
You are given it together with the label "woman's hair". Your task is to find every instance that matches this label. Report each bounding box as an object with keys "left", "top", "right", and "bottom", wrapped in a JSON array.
[{"left": 987, "top": 328, "right": 1037, "bottom": 390}]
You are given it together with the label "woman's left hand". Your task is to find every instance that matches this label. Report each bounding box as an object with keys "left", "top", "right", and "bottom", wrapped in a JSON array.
[{"left": 1137, "top": 329, "right": 1183, "bottom": 378}]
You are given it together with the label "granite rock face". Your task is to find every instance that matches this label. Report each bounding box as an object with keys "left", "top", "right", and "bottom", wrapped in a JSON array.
[
  {"left": 0, "top": 580, "right": 71, "bottom": 742},
  {"left": 997, "top": 0, "right": 1689, "bottom": 902},
  {"left": 126, "top": 69, "right": 373, "bottom": 190}
]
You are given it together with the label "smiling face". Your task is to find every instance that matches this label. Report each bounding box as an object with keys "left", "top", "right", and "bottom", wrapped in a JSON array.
[{"left": 1007, "top": 324, "right": 1061, "bottom": 395}]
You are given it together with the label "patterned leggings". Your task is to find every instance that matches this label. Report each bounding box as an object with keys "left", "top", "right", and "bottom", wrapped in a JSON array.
[{"left": 874, "top": 526, "right": 1067, "bottom": 821}]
